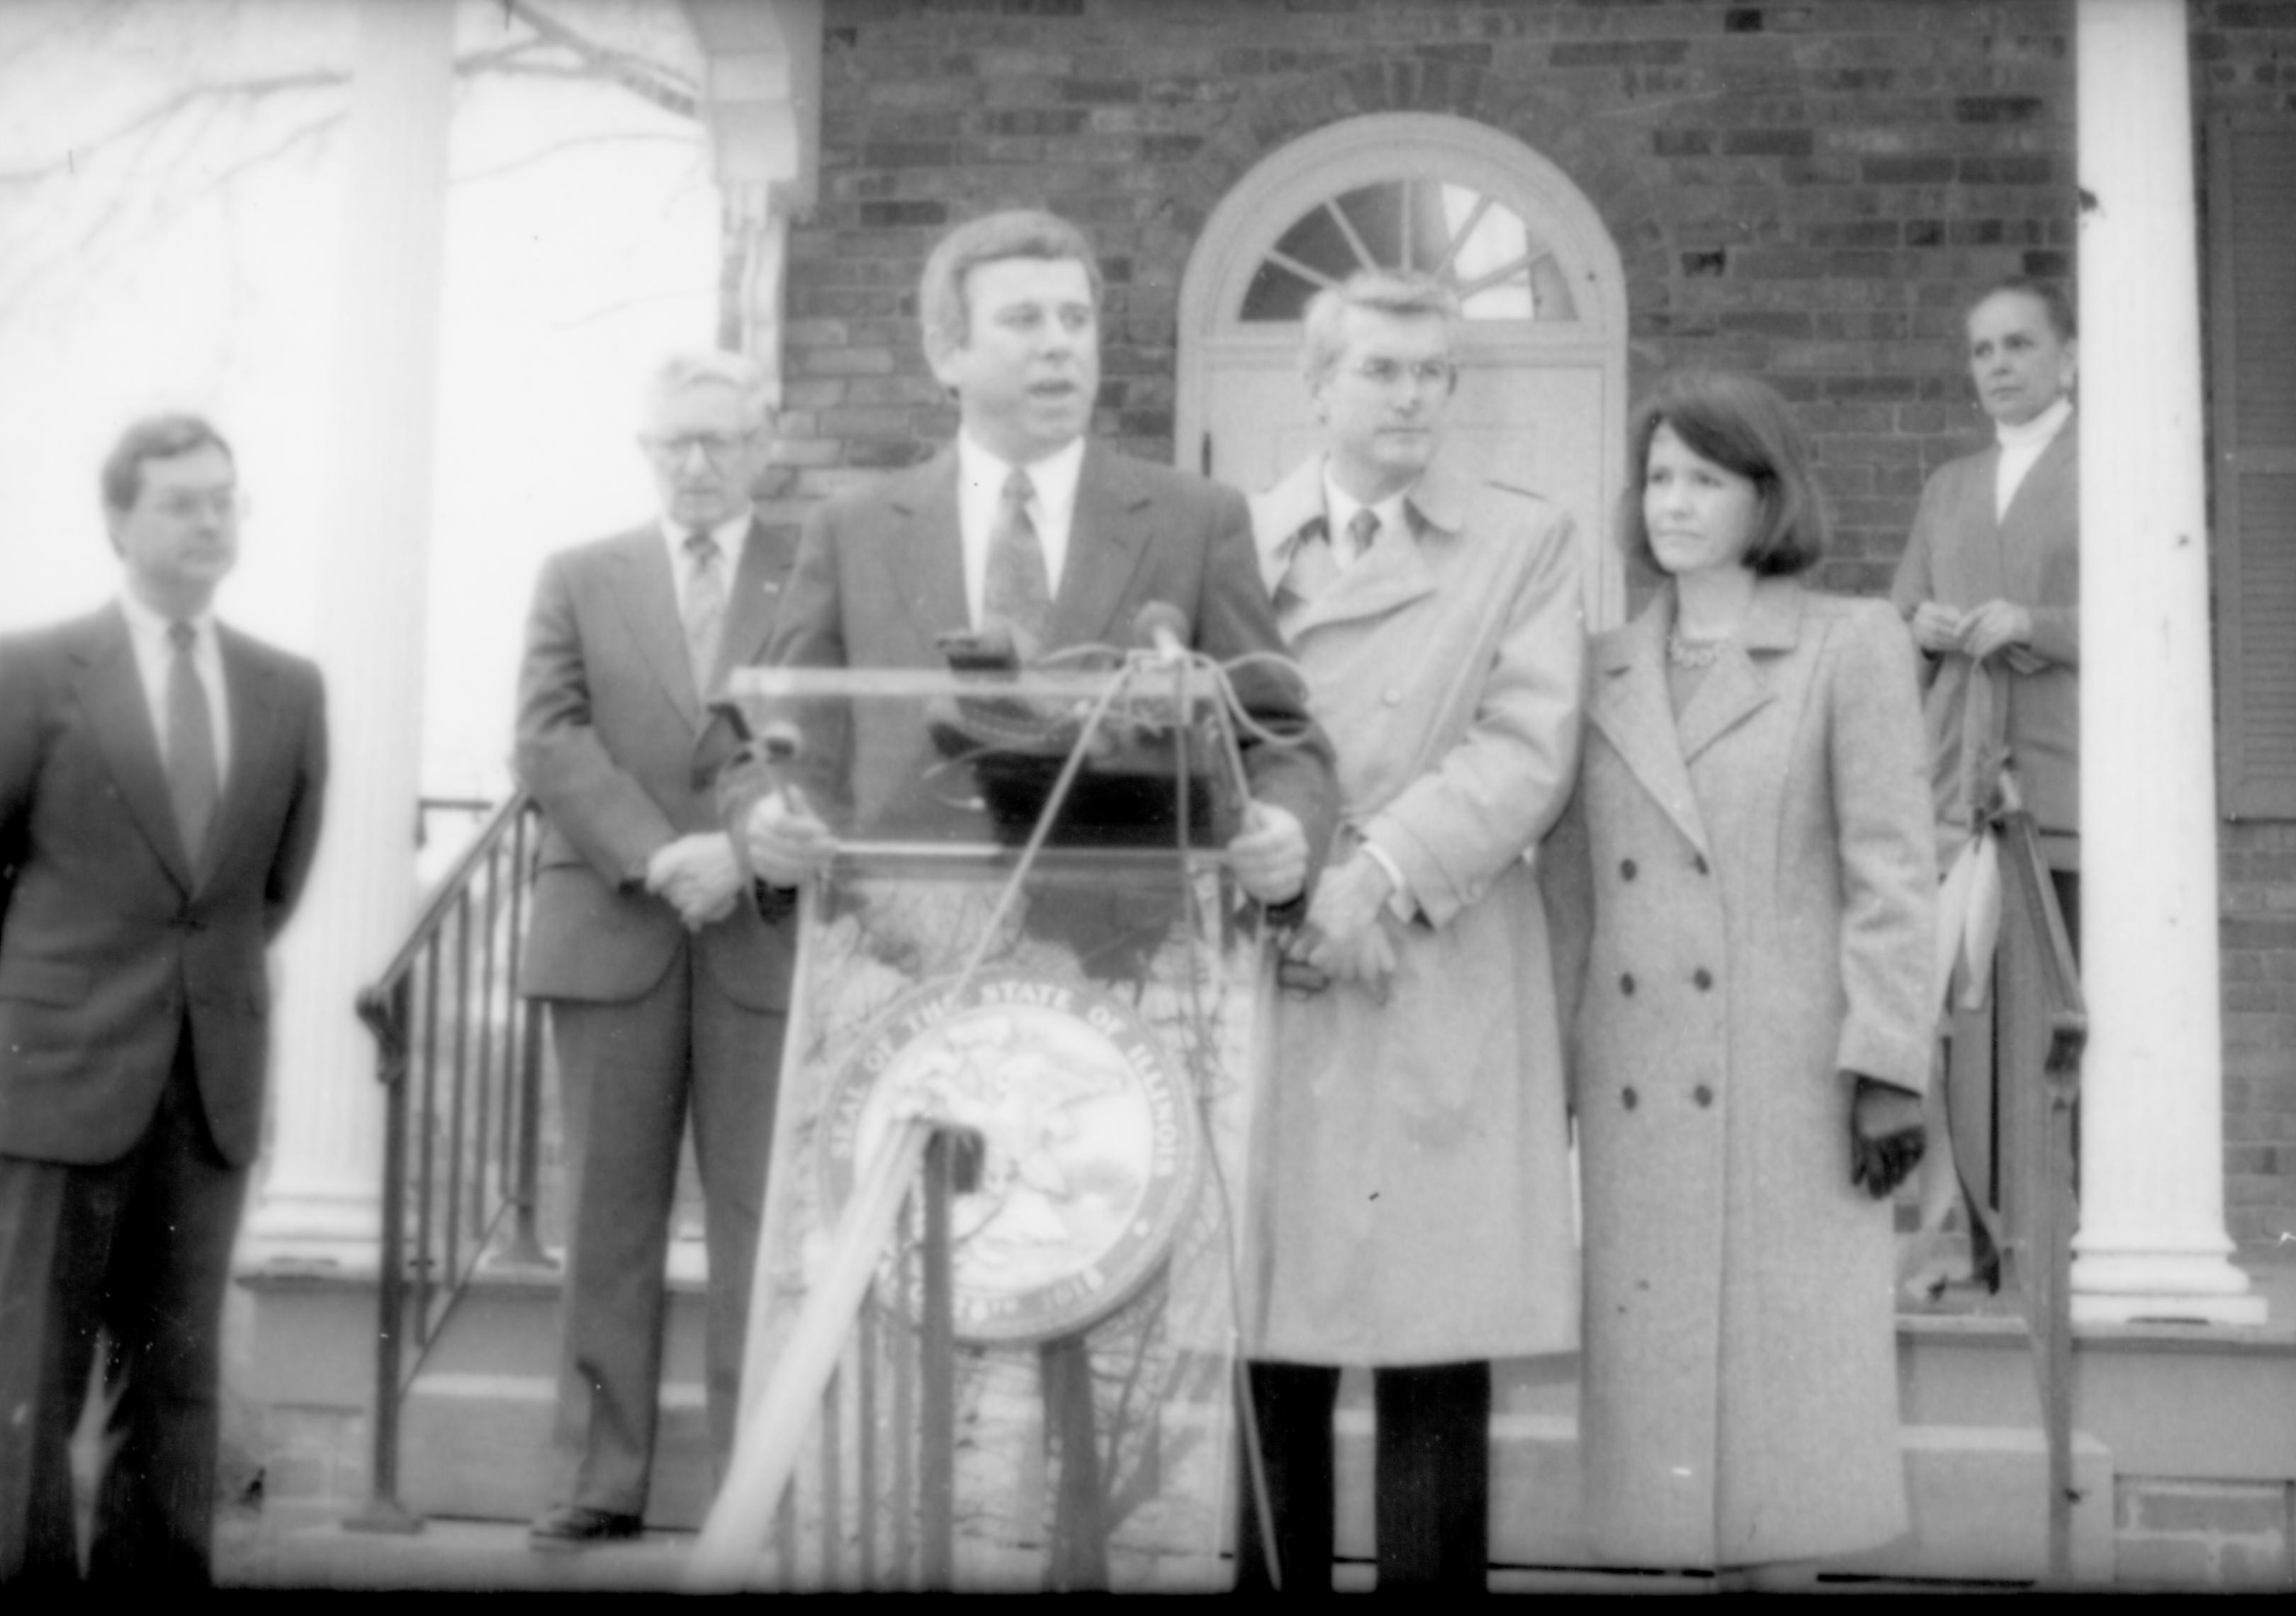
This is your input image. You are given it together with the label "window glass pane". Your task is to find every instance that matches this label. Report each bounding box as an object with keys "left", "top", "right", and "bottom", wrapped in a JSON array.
[
  {"left": 1242, "top": 181, "right": 1576, "bottom": 324},
  {"left": 1333, "top": 185, "right": 1404, "bottom": 269},
  {"left": 1239, "top": 259, "right": 1323, "bottom": 322},
  {"left": 1270, "top": 201, "right": 1361, "bottom": 284},
  {"left": 1461, "top": 279, "right": 1536, "bottom": 321},
  {"left": 1447, "top": 189, "right": 1527, "bottom": 280}
]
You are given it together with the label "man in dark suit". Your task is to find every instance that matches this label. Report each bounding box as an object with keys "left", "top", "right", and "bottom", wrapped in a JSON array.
[
  {"left": 0, "top": 415, "right": 328, "bottom": 1585},
  {"left": 731, "top": 208, "right": 1336, "bottom": 898},
  {"left": 514, "top": 351, "right": 796, "bottom": 1547}
]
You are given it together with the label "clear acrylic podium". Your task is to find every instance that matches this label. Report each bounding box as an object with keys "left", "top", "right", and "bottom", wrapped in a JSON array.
[{"left": 688, "top": 659, "right": 1278, "bottom": 1593}]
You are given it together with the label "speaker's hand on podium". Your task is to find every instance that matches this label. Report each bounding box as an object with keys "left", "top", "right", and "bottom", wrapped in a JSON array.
[
  {"left": 1226, "top": 800, "right": 1307, "bottom": 905},
  {"left": 741, "top": 788, "right": 836, "bottom": 888}
]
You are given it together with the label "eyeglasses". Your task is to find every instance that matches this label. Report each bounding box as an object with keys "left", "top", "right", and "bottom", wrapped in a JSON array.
[
  {"left": 1348, "top": 358, "right": 1456, "bottom": 391},
  {"left": 148, "top": 490, "right": 248, "bottom": 522},
  {"left": 641, "top": 432, "right": 756, "bottom": 466}
]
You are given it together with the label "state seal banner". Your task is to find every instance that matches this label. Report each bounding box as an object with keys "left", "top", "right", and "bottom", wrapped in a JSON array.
[{"left": 704, "top": 663, "right": 1271, "bottom": 1592}]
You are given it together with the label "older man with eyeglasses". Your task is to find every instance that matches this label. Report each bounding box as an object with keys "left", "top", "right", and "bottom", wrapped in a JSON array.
[{"left": 513, "top": 352, "right": 797, "bottom": 1549}]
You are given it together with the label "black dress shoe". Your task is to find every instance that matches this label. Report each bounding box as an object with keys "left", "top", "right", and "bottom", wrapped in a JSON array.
[{"left": 529, "top": 1503, "right": 645, "bottom": 1549}]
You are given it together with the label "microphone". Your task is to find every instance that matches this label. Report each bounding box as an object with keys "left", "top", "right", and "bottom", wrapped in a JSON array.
[
  {"left": 1132, "top": 601, "right": 1191, "bottom": 666},
  {"left": 758, "top": 719, "right": 803, "bottom": 764}
]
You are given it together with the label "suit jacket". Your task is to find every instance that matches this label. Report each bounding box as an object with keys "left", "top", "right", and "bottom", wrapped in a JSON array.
[
  {"left": 1890, "top": 422, "right": 2079, "bottom": 853},
  {"left": 0, "top": 605, "right": 327, "bottom": 1168},
  {"left": 514, "top": 518, "right": 796, "bottom": 1008},
  {"left": 731, "top": 442, "right": 1338, "bottom": 869},
  {"left": 1545, "top": 579, "right": 1933, "bottom": 1566},
  {"left": 1241, "top": 453, "right": 1585, "bottom": 1365}
]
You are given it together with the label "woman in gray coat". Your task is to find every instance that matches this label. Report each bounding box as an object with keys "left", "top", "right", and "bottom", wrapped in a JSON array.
[{"left": 1547, "top": 372, "right": 1936, "bottom": 1578}]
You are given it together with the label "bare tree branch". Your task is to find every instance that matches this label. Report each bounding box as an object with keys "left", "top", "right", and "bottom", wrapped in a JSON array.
[
  {"left": 0, "top": 1, "right": 699, "bottom": 191},
  {"left": 0, "top": 69, "right": 341, "bottom": 189},
  {"left": 0, "top": 0, "right": 709, "bottom": 322},
  {"left": 498, "top": 0, "right": 699, "bottom": 120},
  {"left": 455, "top": 128, "right": 695, "bottom": 187}
]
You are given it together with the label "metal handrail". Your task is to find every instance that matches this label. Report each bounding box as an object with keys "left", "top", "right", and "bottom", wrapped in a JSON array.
[
  {"left": 1988, "top": 795, "right": 2087, "bottom": 1580},
  {"left": 348, "top": 790, "right": 552, "bottom": 1534}
]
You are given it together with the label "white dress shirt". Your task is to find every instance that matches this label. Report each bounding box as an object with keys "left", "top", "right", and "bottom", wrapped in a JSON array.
[
  {"left": 120, "top": 588, "right": 231, "bottom": 789},
  {"left": 660, "top": 507, "right": 753, "bottom": 613},
  {"left": 1994, "top": 395, "right": 2073, "bottom": 522},
  {"left": 1318, "top": 466, "right": 1407, "bottom": 573},
  {"left": 955, "top": 430, "right": 1084, "bottom": 630}
]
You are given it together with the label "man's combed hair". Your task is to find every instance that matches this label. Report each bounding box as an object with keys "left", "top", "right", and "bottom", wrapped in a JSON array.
[
  {"left": 918, "top": 209, "right": 1102, "bottom": 352},
  {"left": 646, "top": 349, "right": 774, "bottom": 430},
  {"left": 1619, "top": 371, "right": 1829, "bottom": 579},
  {"left": 1298, "top": 269, "right": 1461, "bottom": 386},
  {"left": 100, "top": 414, "right": 233, "bottom": 515}
]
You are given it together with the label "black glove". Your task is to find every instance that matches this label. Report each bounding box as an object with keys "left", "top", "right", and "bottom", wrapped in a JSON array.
[{"left": 1848, "top": 1074, "right": 1926, "bottom": 1200}]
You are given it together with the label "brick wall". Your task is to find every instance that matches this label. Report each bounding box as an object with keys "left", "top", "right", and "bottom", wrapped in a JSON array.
[{"left": 780, "top": 0, "right": 2294, "bottom": 1247}]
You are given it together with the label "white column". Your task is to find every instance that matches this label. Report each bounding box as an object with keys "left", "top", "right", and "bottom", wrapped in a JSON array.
[
  {"left": 245, "top": 0, "right": 454, "bottom": 1258},
  {"left": 2069, "top": 0, "right": 2263, "bottom": 1324}
]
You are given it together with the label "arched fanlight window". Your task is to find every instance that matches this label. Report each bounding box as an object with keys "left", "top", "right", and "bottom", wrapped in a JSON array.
[{"left": 1237, "top": 179, "right": 1579, "bottom": 323}]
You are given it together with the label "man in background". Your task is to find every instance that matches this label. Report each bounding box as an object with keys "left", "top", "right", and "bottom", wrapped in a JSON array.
[
  {"left": 0, "top": 415, "right": 328, "bottom": 1584},
  {"left": 514, "top": 352, "right": 795, "bottom": 1547}
]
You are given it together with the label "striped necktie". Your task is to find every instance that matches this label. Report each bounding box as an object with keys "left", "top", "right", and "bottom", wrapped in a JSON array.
[
  {"left": 684, "top": 531, "right": 728, "bottom": 693},
  {"left": 981, "top": 467, "right": 1052, "bottom": 659}
]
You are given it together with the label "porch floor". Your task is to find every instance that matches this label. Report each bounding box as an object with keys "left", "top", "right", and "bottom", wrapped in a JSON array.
[{"left": 209, "top": 1249, "right": 2295, "bottom": 1593}]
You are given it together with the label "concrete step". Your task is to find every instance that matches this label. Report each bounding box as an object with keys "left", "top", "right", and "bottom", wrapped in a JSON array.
[
  {"left": 388, "top": 1359, "right": 2112, "bottom": 1581},
  {"left": 247, "top": 1249, "right": 2295, "bottom": 1585},
  {"left": 215, "top": 1511, "right": 1750, "bottom": 1593}
]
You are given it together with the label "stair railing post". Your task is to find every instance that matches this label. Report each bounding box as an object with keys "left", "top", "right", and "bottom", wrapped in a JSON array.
[{"left": 347, "top": 975, "right": 424, "bottom": 1534}]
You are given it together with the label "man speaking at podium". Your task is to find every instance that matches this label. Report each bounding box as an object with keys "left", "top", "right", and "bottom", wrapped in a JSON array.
[
  {"left": 1238, "top": 271, "right": 1586, "bottom": 1590},
  {"left": 729, "top": 208, "right": 1336, "bottom": 911}
]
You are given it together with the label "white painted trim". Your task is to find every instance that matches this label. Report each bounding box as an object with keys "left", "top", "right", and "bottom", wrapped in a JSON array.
[{"left": 1176, "top": 113, "right": 1628, "bottom": 625}]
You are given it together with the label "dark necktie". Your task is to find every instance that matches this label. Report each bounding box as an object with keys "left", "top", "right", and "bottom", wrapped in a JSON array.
[
  {"left": 167, "top": 619, "right": 219, "bottom": 865},
  {"left": 684, "top": 532, "right": 728, "bottom": 692},
  {"left": 1346, "top": 505, "right": 1380, "bottom": 564},
  {"left": 981, "top": 467, "right": 1052, "bottom": 659}
]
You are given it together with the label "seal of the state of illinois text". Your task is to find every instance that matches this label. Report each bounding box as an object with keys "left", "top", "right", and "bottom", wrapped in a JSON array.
[{"left": 816, "top": 968, "right": 1203, "bottom": 1344}]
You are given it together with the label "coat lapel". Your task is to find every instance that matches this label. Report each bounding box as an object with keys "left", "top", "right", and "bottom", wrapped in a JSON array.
[
  {"left": 704, "top": 515, "right": 793, "bottom": 695},
  {"left": 887, "top": 451, "right": 970, "bottom": 646},
  {"left": 608, "top": 529, "right": 702, "bottom": 730},
  {"left": 1250, "top": 454, "right": 1327, "bottom": 600},
  {"left": 204, "top": 627, "right": 283, "bottom": 893},
  {"left": 1249, "top": 452, "right": 1453, "bottom": 638},
  {"left": 74, "top": 606, "right": 198, "bottom": 894},
  {"left": 1673, "top": 583, "right": 1797, "bottom": 765},
  {"left": 1047, "top": 442, "right": 1154, "bottom": 648},
  {"left": 1587, "top": 596, "right": 1712, "bottom": 859}
]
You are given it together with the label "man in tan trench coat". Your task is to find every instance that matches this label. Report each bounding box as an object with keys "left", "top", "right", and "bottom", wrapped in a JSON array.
[{"left": 1237, "top": 271, "right": 1587, "bottom": 1591}]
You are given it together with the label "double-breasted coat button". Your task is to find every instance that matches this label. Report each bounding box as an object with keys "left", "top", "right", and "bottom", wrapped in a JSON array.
[
  {"left": 1692, "top": 967, "right": 1713, "bottom": 991},
  {"left": 1693, "top": 853, "right": 1710, "bottom": 875},
  {"left": 1693, "top": 1084, "right": 1714, "bottom": 1108},
  {"left": 1621, "top": 1086, "right": 1638, "bottom": 1110},
  {"left": 1382, "top": 688, "right": 1403, "bottom": 706},
  {"left": 1620, "top": 858, "right": 1638, "bottom": 880},
  {"left": 1619, "top": 972, "right": 1636, "bottom": 996}
]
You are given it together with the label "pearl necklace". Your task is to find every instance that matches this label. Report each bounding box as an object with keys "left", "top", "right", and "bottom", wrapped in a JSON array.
[{"left": 1666, "top": 629, "right": 1729, "bottom": 670}]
